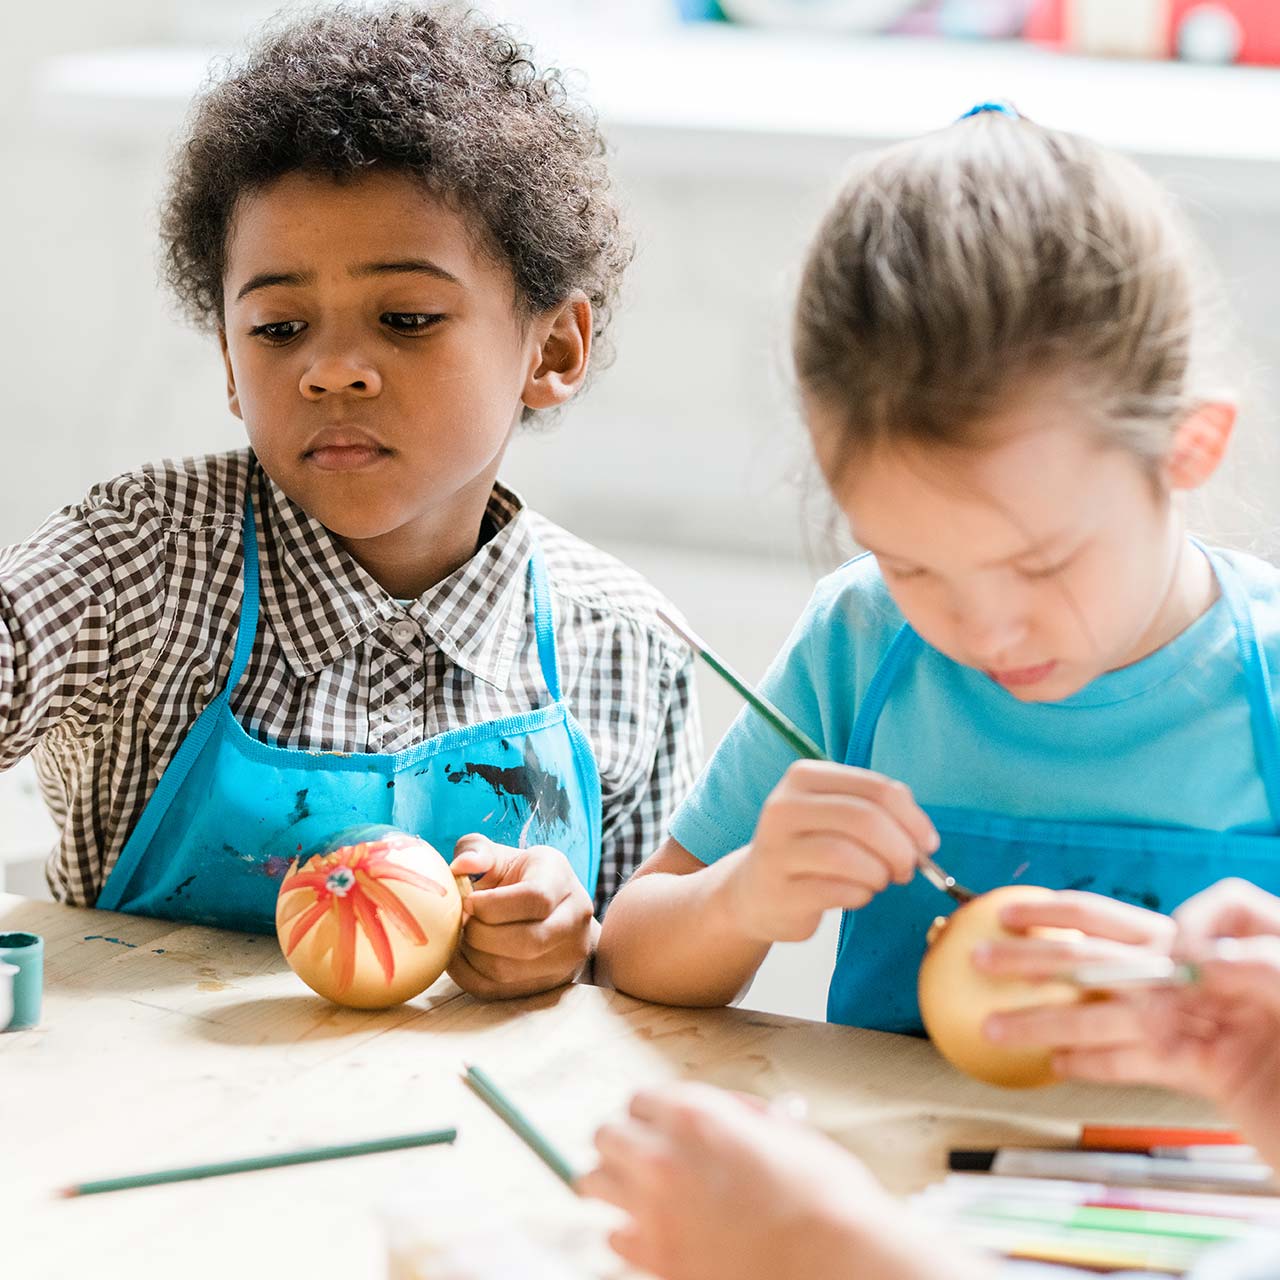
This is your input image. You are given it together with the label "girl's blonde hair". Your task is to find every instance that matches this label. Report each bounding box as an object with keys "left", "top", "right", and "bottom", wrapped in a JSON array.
[{"left": 793, "top": 113, "right": 1199, "bottom": 473}]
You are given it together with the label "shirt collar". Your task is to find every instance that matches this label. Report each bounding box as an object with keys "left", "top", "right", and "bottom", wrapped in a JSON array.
[{"left": 253, "top": 463, "right": 533, "bottom": 690}]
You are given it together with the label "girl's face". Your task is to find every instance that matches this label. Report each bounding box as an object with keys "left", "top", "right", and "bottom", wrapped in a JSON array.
[{"left": 810, "top": 388, "right": 1213, "bottom": 703}]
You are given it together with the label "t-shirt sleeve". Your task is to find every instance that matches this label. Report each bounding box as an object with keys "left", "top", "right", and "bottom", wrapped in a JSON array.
[{"left": 669, "top": 569, "right": 868, "bottom": 866}]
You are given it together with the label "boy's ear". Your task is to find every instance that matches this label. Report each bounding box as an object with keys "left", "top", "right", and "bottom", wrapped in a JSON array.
[
  {"left": 1165, "top": 400, "right": 1236, "bottom": 491},
  {"left": 218, "top": 330, "right": 243, "bottom": 421},
  {"left": 522, "top": 293, "right": 592, "bottom": 412}
]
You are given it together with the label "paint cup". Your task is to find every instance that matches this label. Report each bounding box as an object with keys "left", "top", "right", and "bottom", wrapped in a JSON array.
[
  {"left": 0, "top": 932, "right": 43, "bottom": 1030},
  {"left": 0, "top": 962, "right": 17, "bottom": 1031}
]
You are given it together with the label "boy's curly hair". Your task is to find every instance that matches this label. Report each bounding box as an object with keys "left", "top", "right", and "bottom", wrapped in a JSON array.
[{"left": 160, "top": 3, "right": 631, "bottom": 369}]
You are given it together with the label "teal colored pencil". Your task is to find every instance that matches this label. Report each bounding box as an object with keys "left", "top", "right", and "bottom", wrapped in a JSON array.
[
  {"left": 464, "top": 1063, "right": 577, "bottom": 1188},
  {"left": 59, "top": 1127, "right": 457, "bottom": 1197}
]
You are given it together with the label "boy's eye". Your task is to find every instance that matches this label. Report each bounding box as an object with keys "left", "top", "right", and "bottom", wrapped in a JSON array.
[
  {"left": 382, "top": 312, "right": 444, "bottom": 333},
  {"left": 248, "top": 320, "right": 305, "bottom": 344}
]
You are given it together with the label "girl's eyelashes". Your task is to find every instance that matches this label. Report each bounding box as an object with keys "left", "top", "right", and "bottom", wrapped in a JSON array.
[
  {"left": 880, "top": 561, "right": 927, "bottom": 582},
  {"left": 381, "top": 312, "right": 445, "bottom": 333},
  {"left": 248, "top": 320, "right": 306, "bottom": 344},
  {"left": 1016, "top": 549, "right": 1082, "bottom": 580}
]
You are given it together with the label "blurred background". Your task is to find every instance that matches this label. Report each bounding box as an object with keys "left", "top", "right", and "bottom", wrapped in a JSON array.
[{"left": 2, "top": 0, "right": 1279, "bottom": 1018}]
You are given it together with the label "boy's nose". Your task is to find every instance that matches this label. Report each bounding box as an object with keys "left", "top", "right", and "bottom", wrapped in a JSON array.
[{"left": 300, "top": 354, "right": 382, "bottom": 399}]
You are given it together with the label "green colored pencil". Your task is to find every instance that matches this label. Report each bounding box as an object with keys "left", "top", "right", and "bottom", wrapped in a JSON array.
[
  {"left": 656, "top": 609, "right": 975, "bottom": 903},
  {"left": 463, "top": 1063, "right": 577, "bottom": 1188},
  {"left": 59, "top": 1127, "right": 457, "bottom": 1197}
]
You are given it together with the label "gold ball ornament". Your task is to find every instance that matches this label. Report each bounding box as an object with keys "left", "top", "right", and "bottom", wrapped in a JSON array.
[
  {"left": 918, "top": 885, "right": 1083, "bottom": 1089},
  {"left": 275, "top": 826, "right": 470, "bottom": 1009}
]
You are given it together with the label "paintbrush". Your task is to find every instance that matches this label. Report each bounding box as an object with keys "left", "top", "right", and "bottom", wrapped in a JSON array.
[
  {"left": 656, "top": 610, "right": 975, "bottom": 904},
  {"left": 1066, "top": 956, "right": 1202, "bottom": 991}
]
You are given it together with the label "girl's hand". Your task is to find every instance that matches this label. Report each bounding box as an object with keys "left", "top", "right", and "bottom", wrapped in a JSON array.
[
  {"left": 446, "top": 834, "right": 595, "bottom": 1000},
  {"left": 1056, "top": 881, "right": 1280, "bottom": 1167},
  {"left": 725, "top": 760, "right": 938, "bottom": 943},
  {"left": 972, "top": 891, "right": 1176, "bottom": 1065},
  {"left": 578, "top": 1083, "right": 980, "bottom": 1280}
]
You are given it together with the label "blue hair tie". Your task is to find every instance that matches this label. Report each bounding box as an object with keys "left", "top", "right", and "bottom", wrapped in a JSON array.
[{"left": 957, "top": 101, "right": 1019, "bottom": 121}]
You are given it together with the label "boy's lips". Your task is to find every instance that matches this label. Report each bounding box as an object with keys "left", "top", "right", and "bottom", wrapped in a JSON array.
[
  {"left": 985, "top": 660, "right": 1058, "bottom": 689},
  {"left": 303, "top": 428, "right": 392, "bottom": 473}
]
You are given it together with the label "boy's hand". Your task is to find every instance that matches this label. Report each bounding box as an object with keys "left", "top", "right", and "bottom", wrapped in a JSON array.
[
  {"left": 579, "top": 1082, "right": 985, "bottom": 1280},
  {"left": 724, "top": 760, "right": 938, "bottom": 943},
  {"left": 447, "top": 834, "right": 595, "bottom": 1000},
  {"left": 973, "top": 891, "right": 1176, "bottom": 1067}
]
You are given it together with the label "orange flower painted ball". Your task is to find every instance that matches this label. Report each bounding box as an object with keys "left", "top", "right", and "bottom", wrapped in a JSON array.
[{"left": 275, "top": 826, "right": 468, "bottom": 1009}]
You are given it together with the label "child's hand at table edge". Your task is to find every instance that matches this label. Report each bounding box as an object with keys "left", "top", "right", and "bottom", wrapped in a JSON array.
[
  {"left": 577, "top": 1081, "right": 987, "bottom": 1280},
  {"left": 447, "top": 834, "right": 596, "bottom": 1000},
  {"left": 723, "top": 760, "right": 939, "bottom": 945}
]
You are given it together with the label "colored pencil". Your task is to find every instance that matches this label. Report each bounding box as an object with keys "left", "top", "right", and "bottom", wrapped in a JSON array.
[
  {"left": 655, "top": 609, "right": 974, "bottom": 904},
  {"left": 60, "top": 1126, "right": 458, "bottom": 1197},
  {"left": 949, "top": 1148, "right": 1278, "bottom": 1192},
  {"left": 1080, "top": 1125, "right": 1246, "bottom": 1153},
  {"left": 955, "top": 1198, "right": 1249, "bottom": 1242},
  {"left": 1151, "top": 1145, "right": 1261, "bottom": 1164},
  {"left": 463, "top": 1063, "right": 577, "bottom": 1188},
  {"left": 942, "top": 1172, "right": 1280, "bottom": 1221}
]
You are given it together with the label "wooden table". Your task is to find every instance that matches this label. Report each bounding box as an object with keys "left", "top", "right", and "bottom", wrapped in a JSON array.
[{"left": 2, "top": 895, "right": 1215, "bottom": 1279}]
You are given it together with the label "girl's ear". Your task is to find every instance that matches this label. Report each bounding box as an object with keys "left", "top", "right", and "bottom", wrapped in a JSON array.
[
  {"left": 522, "top": 293, "right": 592, "bottom": 412},
  {"left": 219, "top": 330, "right": 243, "bottom": 421},
  {"left": 1164, "top": 400, "right": 1236, "bottom": 491}
]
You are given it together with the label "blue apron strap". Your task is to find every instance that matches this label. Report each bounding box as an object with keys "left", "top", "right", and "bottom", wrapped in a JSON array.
[
  {"left": 846, "top": 623, "right": 923, "bottom": 769},
  {"left": 528, "top": 547, "right": 562, "bottom": 703},
  {"left": 1208, "top": 547, "right": 1280, "bottom": 829},
  {"left": 225, "top": 493, "right": 262, "bottom": 694},
  {"left": 98, "top": 489, "right": 264, "bottom": 909}
]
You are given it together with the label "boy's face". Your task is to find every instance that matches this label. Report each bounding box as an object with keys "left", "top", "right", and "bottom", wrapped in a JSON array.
[{"left": 220, "top": 170, "right": 570, "bottom": 556}]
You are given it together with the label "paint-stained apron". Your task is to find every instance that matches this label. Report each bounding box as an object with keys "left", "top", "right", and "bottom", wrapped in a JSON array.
[
  {"left": 96, "top": 493, "right": 602, "bottom": 933},
  {"left": 828, "top": 549, "right": 1280, "bottom": 1033}
]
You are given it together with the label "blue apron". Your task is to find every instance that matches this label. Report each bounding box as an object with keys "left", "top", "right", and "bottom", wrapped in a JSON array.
[
  {"left": 96, "top": 493, "right": 602, "bottom": 933},
  {"left": 829, "top": 550, "right": 1280, "bottom": 1033}
]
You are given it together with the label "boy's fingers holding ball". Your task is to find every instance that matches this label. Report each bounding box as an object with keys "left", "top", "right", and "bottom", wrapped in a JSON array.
[{"left": 450, "top": 834, "right": 513, "bottom": 889}]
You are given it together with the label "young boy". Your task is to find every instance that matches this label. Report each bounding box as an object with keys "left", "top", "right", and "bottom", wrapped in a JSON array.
[{"left": 0, "top": 4, "right": 699, "bottom": 999}]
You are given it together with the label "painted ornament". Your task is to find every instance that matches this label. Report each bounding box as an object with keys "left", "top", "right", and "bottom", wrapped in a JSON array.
[
  {"left": 918, "top": 885, "right": 1084, "bottom": 1088},
  {"left": 276, "top": 826, "right": 468, "bottom": 1009}
]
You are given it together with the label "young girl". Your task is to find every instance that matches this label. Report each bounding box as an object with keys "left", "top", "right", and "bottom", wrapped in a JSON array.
[
  {"left": 596, "top": 104, "right": 1280, "bottom": 1032},
  {"left": 582, "top": 880, "right": 1280, "bottom": 1280},
  {"left": 0, "top": 4, "right": 700, "bottom": 1000}
]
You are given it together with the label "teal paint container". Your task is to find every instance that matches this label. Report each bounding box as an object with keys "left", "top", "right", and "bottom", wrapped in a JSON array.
[{"left": 0, "top": 932, "right": 43, "bottom": 1030}]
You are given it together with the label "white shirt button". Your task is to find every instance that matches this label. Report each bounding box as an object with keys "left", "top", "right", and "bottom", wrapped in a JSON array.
[
  {"left": 390, "top": 619, "right": 418, "bottom": 649},
  {"left": 386, "top": 700, "right": 412, "bottom": 724}
]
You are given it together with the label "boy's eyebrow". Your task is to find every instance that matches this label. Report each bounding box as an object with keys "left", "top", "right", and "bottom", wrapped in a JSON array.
[
  {"left": 234, "top": 259, "right": 460, "bottom": 303},
  {"left": 352, "top": 258, "right": 461, "bottom": 285}
]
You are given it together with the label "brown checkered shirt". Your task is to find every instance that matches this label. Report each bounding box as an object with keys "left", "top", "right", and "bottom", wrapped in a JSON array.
[{"left": 0, "top": 450, "right": 700, "bottom": 913}]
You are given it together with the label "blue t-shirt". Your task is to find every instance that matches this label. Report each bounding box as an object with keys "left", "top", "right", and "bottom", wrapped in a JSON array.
[{"left": 671, "top": 546, "right": 1280, "bottom": 867}]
